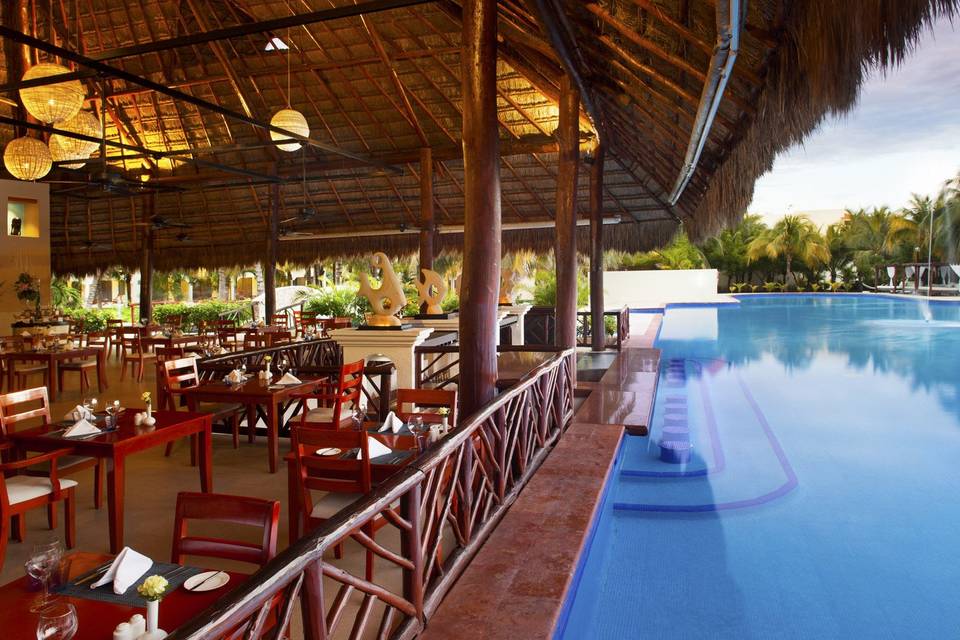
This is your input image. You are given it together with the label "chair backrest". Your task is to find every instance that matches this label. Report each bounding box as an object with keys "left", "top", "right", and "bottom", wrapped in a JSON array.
[
  {"left": 293, "top": 428, "right": 371, "bottom": 517},
  {"left": 244, "top": 334, "right": 270, "bottom": 350},
  {"left": 171, "top": 492, "right": 280, "bottom": 568},
  {"left": 271, "top": 312, "right": 288, "bottom": 328},
  {"left": 163, "top": 314, "right": 183, "bottom": 329},
  {"left": 121, "top": 330, "right": 145, "bottom": 356},
  {"left": 106, "top": 318, "right": 124, "bottom": 328},
  {"left": 269, "top": 330, "right": 292, "bottom": 345},
  {"left": 162, "top": 358, "right": 200, "bottom": 408},
  {"left": 396, "top": 388, "right": 458, "bottom": 426},
  {"left": 156, "top": 346, "right": 186, "bottom": 363},
  {"left": 0, "top": 387, "right": 51, "bottom": 436},
  {"left": 86, "top": 331, "right": 109, "bottom": 350},
  {"left": 67, "top": 318, "right": 84, "bottom": 334},
  {"left": 301, "top": 359, "right": 364, "bottom": 429}
]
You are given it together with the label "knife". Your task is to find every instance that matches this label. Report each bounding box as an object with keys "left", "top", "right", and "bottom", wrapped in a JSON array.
[
  {"left": 187, "top": 571, "right": 225, "bottom": 592},
  {"left": 73, "top": 562, "right": 112, "bottom": 586}
]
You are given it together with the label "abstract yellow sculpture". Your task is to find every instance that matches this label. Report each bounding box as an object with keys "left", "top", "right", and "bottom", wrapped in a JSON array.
[
  {"left": 415, "top": 269, "right": 447, "bottom": 315},
  {"left": 358, "top": 252, "right": 407, "bottom": 327}
]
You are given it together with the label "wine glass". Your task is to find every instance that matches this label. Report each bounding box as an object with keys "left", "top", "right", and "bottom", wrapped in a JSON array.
[
  {"left": 351, "top": 407, "right": 365, "bottom": 432},
  {"left": 36, "top": 602, "right": 78, "bottom": 640},
  {"left": 409, "top": 416, "right": 428, "bottom": 453},
  {"left": 25, "top": 540, "right": 63, "bottom": 612}
]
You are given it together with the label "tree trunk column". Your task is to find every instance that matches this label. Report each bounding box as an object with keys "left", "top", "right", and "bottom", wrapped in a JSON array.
[
  {"left": 555, "top": 75, "right": 580, "bottom": 351},
  {"left": 265, "top": 182, "right": 279, "bottom": 321},
  {"left": 138, "top": 194, "right": 155, "bottom": 323},
  {"left": 459, "top": 0, "right": 501, "bottom": 417},
  {"left": 419, "top": 147, "right": 435, "bottom": 313},
  {"left": 589, "top": 144, "right": 605, "bottom": 351}
]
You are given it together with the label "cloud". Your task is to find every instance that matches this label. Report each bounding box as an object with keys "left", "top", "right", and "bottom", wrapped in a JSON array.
[{"left": 750, "top": 18, "right": 960, "bottom": 219}]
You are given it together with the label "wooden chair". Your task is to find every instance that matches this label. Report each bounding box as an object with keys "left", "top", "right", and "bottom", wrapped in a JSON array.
[
  {"left": 58, "top": 340, "right": 98, "bottom": 395},
  {"left": 162, "top": 314, "right": 183, "bottom": 331},
  {"left": 0, "top": 441, "right": 76, "bottom": 572},
  {"left": 294, "top": 310, "right": 319, "bottom": 337},
  {"left": 106, "top": 318, "right": 124, "bottom": 359},
  {"left": 161, "top": 357, "right": 243, "bottom": 452},
  {"left": 0, "top": 387, "right": 103, "bottom": 515},
  {"left": 67, "top": 318, "right": 85, "bottom": 335},
  {"left": 243, "top": 334, "right": 271, "bottom": 350},
  {"left": 155, "top": 347, "right": 187, "bottom": 411},
  {"left": 171, "top": 492, "right": 279, "bottom": 568},
  {"left": 215, "top": 320, "right": 242, "bottom": 351},
  {"left": 120, "top": 331, "right": 156, "bottom": 382},
  {"left": 85, "top": 330, "right": 110, "bottom": 352},
  {"left": 11, "top": 362, "right": 49, "bottom": 392},
  {"left": 269, "top": 330, "right": 292, "bottom": 345},
  {"left": 270, "top": 312, "right": 289, "bottom": 328},
  {"left": 292, "top": 359, "right": 365, "bottom": 430},
  {"left": 395, "top": 388, "right": 458, "bottom": 426},
  {"left": 291, "top": 428, "right": 388, "bottom": 579}
]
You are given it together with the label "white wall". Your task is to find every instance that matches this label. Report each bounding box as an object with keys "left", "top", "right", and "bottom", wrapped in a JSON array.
[
  {"left": 0, "top": 180, "right": 50, "bottom": 331},
  {"left": 603, "top": 269, "right": 719, "bottom": 308}
]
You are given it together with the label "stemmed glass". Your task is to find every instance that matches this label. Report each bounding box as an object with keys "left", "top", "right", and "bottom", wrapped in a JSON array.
[
  {"left": 24, "top": 540, "right": 64, "bottom": 612},
  {"left": 351, "top": 407, "right": 365, "bottom": 432},
  {"left": 35, "top": 602, "right": 78, "bottom": 640},
  {"left": 409, "top": 416, "right": 428, "bottom": 452},
  {"left": 278, "top": 357, "right": 289, "bottom": 377}
]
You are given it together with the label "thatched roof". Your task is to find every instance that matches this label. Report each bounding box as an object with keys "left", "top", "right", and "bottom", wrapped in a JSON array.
[{"left": 0, "top": 0, "right": 955, "bottom": 274}]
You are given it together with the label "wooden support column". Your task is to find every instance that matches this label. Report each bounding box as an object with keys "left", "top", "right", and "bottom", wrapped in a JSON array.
[
  {"left": 138, "top": 194, "right": 155, "bottom": 323},
  {"left": 419, "top": 147, "right": 435, "bottom": 313},
  {"left": 265, "top": 182, "right": 279, "bottom": 321},
  {"left": 459, "top": 0, "right": 501, "bottom": 417},
  {"left": 589, "top": 144, "right": 605, "bottom": 351},
  {"left": 554, "top": 75, "right": 580, "bottom": 351}
]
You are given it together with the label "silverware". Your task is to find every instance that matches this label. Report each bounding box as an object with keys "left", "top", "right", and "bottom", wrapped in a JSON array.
[
  {"left": 74, "top": 562, "right": 112, "bottom": 586},
  {"left": 186, "top": 570, "right": 224, "bottom": 592},
  {"left": 162, "top": 566, "right": 188, "bottom": 580}
]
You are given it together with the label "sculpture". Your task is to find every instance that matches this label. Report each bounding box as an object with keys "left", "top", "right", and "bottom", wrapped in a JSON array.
[
  {"left": 415, "top": 268, "right": 447, "bottom": 315},
  {"left": 358, "top": 252, "right": 407, "bottom": 327},
  {"left": 499, "top": 268, "right": 518, "bottom": 305}
]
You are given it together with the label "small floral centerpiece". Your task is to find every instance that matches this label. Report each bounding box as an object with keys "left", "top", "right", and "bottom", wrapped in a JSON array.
[
  {"left": 141, "top": 391, "right": 156, "bottom": 425},
  {"left": 260, "top": 355, "right": 273, "bottom": 380},
  {"left": 137, "top": 574, "right": 169, "bottom": 636},
  {"left": 437, "top": 407, "right": 450, "bottom": 432},
  {"left": 14, "top": 273, "right": 41, "bottom": 317}
]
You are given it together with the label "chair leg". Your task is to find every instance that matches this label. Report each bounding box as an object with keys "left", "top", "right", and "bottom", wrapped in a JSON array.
[
  {"left": 0, "top": 512, "right": 8, "bottom": 573},
  {"left": 94, "top": 461, "right": 104, "bottom": 509},
  {"left": 81, "top": 370, "right": 90, "bottom": 394},
  {"left": 58, "top": 367, "right": 65, "bottom": 396},
  {"left": 12, "top": 514, "right": 26, "bottom": 542},
  {"left": 230, "top": 414, "right": 239, "bottom": 449},
  {"left": 64, "top": 490, "right": 76, "bottom": 549},
  {"left": 164, "top": 441, "right": 174, "bottom": 457},
  {"left": 120, "top": 358, "right": 127, "bottom": 380},
  {"left": 136, "top": 359, "right": 144, "bottom": 383},
  {"left": 189, "top": 434, "right": 198, "bottom": 467},
  {"left": 47, "top": 502, "right": 58, "bottom": 530}
]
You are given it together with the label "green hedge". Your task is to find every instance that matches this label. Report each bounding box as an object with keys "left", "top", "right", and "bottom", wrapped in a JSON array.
[
  {"left": 68, "top": 308, "right": 117, "bottom": 332},
  {"left": 152, "top": 301, "right": 252, "bottom": 330}
]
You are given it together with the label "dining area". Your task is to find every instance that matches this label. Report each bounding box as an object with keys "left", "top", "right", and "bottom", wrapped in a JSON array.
[{"left": 0, "top": 314, "right": 458, "bottom": 639}]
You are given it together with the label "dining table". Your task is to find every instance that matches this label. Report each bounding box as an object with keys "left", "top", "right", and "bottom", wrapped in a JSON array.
[
  {"left": 7, "top": 409, "right": 213, "bottom": 553},
  {"left": 2, "top": 345, "right": 107, "bottom": 400},
  {"left": 180, "top": 374, "right": 323, "bottom": 474},
  {"left": 284, "top": 426, "right": 420, "bottom": 544},
  {"left": 142, "top": 334, "right": 204, "bottom": 350},
  {"left": 0, "top": 552, "right": 245, "bottom": 639}
]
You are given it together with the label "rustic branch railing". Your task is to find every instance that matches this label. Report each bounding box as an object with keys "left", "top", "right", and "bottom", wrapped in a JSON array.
[
  {"left": 167, "top": 348, "right": 576, "bottom": 640},
  {"left": 577, "top": 306, "right": 630, "bottom": 350},
  {"left": 415, "top": 344, "right": 565, "bottom": 390}
]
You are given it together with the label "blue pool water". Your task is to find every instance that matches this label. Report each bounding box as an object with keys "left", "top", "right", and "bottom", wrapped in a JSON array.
[{"left": 558, "top": 295, "right": 960, "bottom": 639}]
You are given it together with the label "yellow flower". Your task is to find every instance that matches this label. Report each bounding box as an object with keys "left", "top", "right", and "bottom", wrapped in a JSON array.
[
  {"left": 137, "top": 574, "right": 169, "bottom": 601},
  {"left": 263, "top": 356, "right": 272, "bottom": 363},
  {"left": 141, "top": 391, "right": 151, "bottom": 402},
  {"left": 437, "top": 407, "right": 450, "bottom": 416}
]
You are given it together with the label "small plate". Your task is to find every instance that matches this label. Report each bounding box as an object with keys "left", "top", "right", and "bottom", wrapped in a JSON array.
[
  {"left": 183, "top": 570, "right": 230, "bottom": 592},
  {"left": 315, "top": 447, "right": 342, "bottom": 456}
]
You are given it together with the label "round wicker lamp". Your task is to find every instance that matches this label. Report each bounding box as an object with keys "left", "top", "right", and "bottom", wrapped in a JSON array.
[
  {"left": 4, "top": 137, "right": 53, "bottom": 180},
  {"left": 19, "top": 63, "right": 85, "bottom": 123},
  {"left": 49, "top": 136, "right": 87, "bottom": 170},
  {"left": 270, "top": 109, "right": 309, "bottom": 152},
  {"left": 50, "top": 110, "right": 101, "bottom": 157}
]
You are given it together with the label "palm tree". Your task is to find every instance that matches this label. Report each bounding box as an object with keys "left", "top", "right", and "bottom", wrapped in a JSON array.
[
  {"left": 844, "top": 206, "right": 912, "bottom": 284},
  {"left": 824, "top": 222, "right": 852, "bottom": 283},
  {"left": 701, "top": 214, "right": 767, "bottom": 283},
  {"left": 747, "top": 215, "right": 830, "bottom": 284}
]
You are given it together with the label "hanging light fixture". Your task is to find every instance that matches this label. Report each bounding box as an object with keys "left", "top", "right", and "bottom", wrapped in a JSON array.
[
  {"left": 19, "top": 63, "right": 85, "bottom": 123},
  {"left": 270, "top": 27, "right": 308, "bottom": 152},
  {"left": 50, "top": 110, "right": 101, "bottom": 157},
  {"left": 48, "top": 136, "right": 87, "bottom": 170},
  {"left": 4, "top": 136, "right": 53, "bottom": 180}
]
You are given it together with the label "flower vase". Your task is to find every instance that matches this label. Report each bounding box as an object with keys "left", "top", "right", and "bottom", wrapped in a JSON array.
[
  {"left": 136, "top": 599, "right": 167, "bottom": 639},
  {"left": 441, "top": 416, "right": 449, "bottom": 434},
  {"left": 143, "top": 403, "right": 156, "bottom": 427}
]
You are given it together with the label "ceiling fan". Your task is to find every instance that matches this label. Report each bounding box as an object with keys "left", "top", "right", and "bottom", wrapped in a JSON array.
[
  {"left": 280, "top": 146, "right": 321, "bottom": 226},
  {"left": 133, "top": 215, "right": 191, "bottom": 231}
]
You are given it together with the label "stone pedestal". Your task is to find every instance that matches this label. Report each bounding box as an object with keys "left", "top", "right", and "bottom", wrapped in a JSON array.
[
  {"left": 500, "top": 304, "right": 531, "bottom": 345},
  {"left": 329, "top": 326, "right": 435, "bottom": 390}
]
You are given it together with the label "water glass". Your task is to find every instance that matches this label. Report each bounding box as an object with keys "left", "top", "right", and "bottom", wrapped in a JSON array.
[
  {"left": 36, "top": 602, "right": 78, "bottom": 640},
  {"left": 409, "top": 417, "right": 428, "bottom": 452},
  {"left": 25, "top": 540, "right": 63, "bottom": 612}
]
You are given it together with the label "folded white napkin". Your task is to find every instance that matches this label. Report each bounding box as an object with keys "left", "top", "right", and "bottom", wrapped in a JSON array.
[
  {"left": 64, "top": 418, "right": 100, "bottom": 438},
  {"left": 20, "top": 330, "right": 30, "bottom": 338},
  {"left": 358, "top": 436, "right": 393, "bottom": 460},
  {"left": 226, "top": 369, "right": 244, "bottom": 383},
  {"left": 91, "top": 547, "right": 153, "bottom": 594},
  {"left": 379, "top": 411, "right": 404, "bottom": 434},
  {"left": 277, "top": 372, "right": 302, "bottom": 385},
  {"left": 64, "top": 405, "right": 95, "bottom": 422}
]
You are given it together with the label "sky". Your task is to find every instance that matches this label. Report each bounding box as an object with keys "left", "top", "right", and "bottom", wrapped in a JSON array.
[{"left": 749, "top": 16, "right": 960, "bottom": 226}]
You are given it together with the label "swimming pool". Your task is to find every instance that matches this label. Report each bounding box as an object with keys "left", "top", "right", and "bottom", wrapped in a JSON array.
[{"left": 557, "top": 294, "right": 960, "bottom": 639}]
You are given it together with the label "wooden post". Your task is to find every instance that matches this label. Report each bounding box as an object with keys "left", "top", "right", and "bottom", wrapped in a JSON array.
[
  {"left": 589, "top": 144, "right": 605, "bottom": 351},
  {"left": 554, "top": 75, "right": 580, "bottom": 351},
  {"left": 419, "top": 147, "right": 435, "bottom": 313},
  {"left": 459, "top": 0, "right": 501, "bottom": 417},
  {"left": 265, "top": 181, "right": 279, "bottom": 321},
  {"left": 138, "top": 194, "right": 155, "bottom": 323}
]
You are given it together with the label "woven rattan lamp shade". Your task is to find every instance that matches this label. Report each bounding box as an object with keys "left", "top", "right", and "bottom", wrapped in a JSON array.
[
  {"left": 50, "top": 110, "right": 101, "bottom": 157},
  {"left": 49, "top": 136, "right": 87, "bottom": 170},
  {"left": 270, "top": 109, "right": 309, "bottom": 152},
  {"left": 19, "top": 63, "right": 85, "bottom": 124},
  {"left": 4, "top": 137, "right": 53, "bottom": 180}
]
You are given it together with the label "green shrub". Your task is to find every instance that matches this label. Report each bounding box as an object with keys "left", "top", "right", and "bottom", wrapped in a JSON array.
[
  {"left": 153, "top": 301, "right": 252, "bottom": 330},
  {"left": 441, "top": 291, "right": 459, "bottom": 313},
  {"left": 763, "top": 282, "right": 783, "bottom": 292},
  {"left": 68, "top": 308, "right": 117, "bottom": 332},
  {"left": 532, "top": 270, "right": 589, "bottom": 307},
  {"left": 829, "top": 281, "right": 844, "bottom": 292},
  {"left": 301, "top": 285, "right": 364, "bottom": 324}
]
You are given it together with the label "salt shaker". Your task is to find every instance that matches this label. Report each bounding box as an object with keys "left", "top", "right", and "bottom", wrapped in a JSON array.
[
  {"left": 129, "top": 614, "right": 146, "bottom": 637},
  {"left": 113, "top": 623, "right": 134, "bottom": 640}
]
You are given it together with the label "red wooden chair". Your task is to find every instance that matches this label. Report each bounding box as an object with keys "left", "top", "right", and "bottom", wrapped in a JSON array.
[
  {"left": 0, "top": 387, "right": 103, "bottom": 517},
  {"left": 395, "top": 389, "right": 458, "bottom": 426},
  {"left": 292, "top": 359, "right": 365, "bottom": 430},
  {"left": 120, "top": 330, "right": 156, "bottom": 382},
  {"left": 291, "top": 428, "right": 391, "bottom": 579},
  {"left": 270, "top": 313, "right": 289, "bottom": 328},
  {"left": 106, "top": 318, "right": 124, "bottom": 359},
  {"left": 0, "top": 441, "right": 77, "bottom": 572},
  {"left": 171, "top": 492, "right": 280, "bottom": 568},
  {"left": 161, "top": 358, "right": 243, "bottom": 456}
]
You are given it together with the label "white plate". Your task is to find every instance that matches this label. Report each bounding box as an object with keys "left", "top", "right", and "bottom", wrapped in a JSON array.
[
  {"left": 315, "top": 447, "right": 342, "bottom": 456},
  {"left": 183, "top": 570, "right": 230, "bottom": 592}
]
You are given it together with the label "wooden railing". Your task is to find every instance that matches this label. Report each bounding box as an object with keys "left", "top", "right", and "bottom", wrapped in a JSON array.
[
  {"left": 576, "top": 306, "right": 630, "bottom": 350},
  {"left": 415, "top": 344, "right": 565, "bottom": 390},
  {"left": 167, "top": 348, "right": 576, "bottom": 640}
]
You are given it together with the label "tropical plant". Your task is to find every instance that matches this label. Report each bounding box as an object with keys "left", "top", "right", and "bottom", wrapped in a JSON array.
[
  {"left": 532, "top": 269, "right": 589, "bottom": 307},
  {"left": 67, "top": 308, "right": 117, "bottom": 332},
  {"left": 747, "top": 215, "right": 830, "bottom": 284},
  {"left": 51, "top": 277, "right": 82, "bottom": 309}
]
